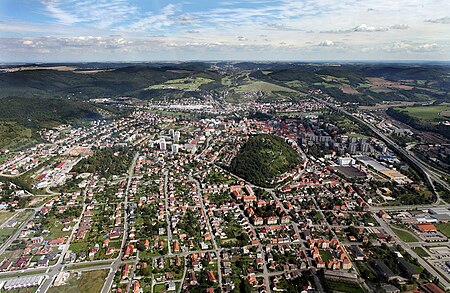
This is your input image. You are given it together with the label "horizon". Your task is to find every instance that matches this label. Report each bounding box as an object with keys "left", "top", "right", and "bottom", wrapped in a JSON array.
[
  {"left": 1, "top": 0, "right": 449, "bottom": 62},
  {"left": 2, "top": 60, "right": 450, "bottom": 66}
]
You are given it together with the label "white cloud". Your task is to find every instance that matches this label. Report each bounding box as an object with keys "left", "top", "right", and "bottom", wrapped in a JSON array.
[
  {"left": 126, "top": 4, "right": 180, "bottom": 31},
  {"left": 389, "top": 24, "right": 409, "bottom": 30},
  {"left": 1, "top": 0, "right": 450, "bottom": 61},
  {"left": 40, "top": 0, "right": 139, "bottom": 28},
  {"left": 387, "top": 41, "right": 443, "bottom": 52},
  {"left": 318, "top": 40, "right": 335, "bottom": 46},
  {"left": 425, "top": 16, "right": 450, "bottom": 24},
  {"left": 321, "top": 23, "right": 408, "bottom": 34}
]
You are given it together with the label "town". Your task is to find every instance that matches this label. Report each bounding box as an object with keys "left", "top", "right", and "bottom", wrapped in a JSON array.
[{"left": 0, "top": 94, "right": 449, "bottom": 293}]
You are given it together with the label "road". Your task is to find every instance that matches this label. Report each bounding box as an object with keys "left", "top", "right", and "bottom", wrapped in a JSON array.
[
  {"left": 189, "top": 176, "right": 222, "bottom": 291},
  {"left": 39, "top": 178, "right": 93, "bottom": 293},
  {"left": 101, "top": 152, "right": 139, "bottom": 293},
  {"left": 164, "top": 171, "right": 172, "bottom": 255}
]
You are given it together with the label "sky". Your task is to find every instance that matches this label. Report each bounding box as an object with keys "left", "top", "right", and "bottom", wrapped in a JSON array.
[{"left": 0, "top": 0, "right": 449, "bottom": 62}]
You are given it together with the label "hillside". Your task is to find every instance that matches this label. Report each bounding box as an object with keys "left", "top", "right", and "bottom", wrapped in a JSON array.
[
  {"left": 0, "top": 63, "right": 449, "bottom": 105},
  {"left": 0, "top": 97, "right": 99, "bottom": 128},
  {"left": 0, "top": 64, "right": 223, "bottom": 100},
  {"left": 229, "top": 134, "right": 300, "bottom": 187}
]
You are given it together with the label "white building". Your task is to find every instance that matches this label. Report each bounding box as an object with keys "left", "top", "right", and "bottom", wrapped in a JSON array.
[
  {"left": 159, "top": 138, "right": 166, "bottom": 151},
  {"left": 174, "top": 131, "right": 180, "bottom": 143},
  {"left": 337, "top": 157, "right": 355, "bottom": 166}
]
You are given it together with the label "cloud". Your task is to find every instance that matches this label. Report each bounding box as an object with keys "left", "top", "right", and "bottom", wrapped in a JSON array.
[
  {"left": 321, "top": 23, "right": 408, "bottom": 34},
  {"left": 425, "top": 16, "right": 450, "bottom": 24},
  {"left": 126, "top": 4, "right": 180, "bottom": 31},
  {"left": 40, "top": 0, "right": 139, "bottom": 28},
  {"left": 387, "top": 41, "right": 443, "bottom": 52},
  {"left": 265, "top": 22, "right": 302, "bottom": 31},
  {"left": 2, "top": 0, "right": 449, "bottom": 61},
  {"left": 318, "top": 40, "right": 335, "bottom": 46},
  {"left": 178, "top": 14, "right": 196, "bottom": 23},
  {"left": 389, "top": 24, "right": 409, "bottom": 30}
]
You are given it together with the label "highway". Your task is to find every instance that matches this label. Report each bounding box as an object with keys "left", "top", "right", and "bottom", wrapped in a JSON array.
[{"left": 313, "top": 96, "right": 450, "bottom": 203}]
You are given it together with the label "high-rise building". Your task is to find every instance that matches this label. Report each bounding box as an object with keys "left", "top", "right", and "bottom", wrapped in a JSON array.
[
  {"left": 159, "top": 138, "right": 166, "bottom": 150},
  {"left": 349, "top": 143, "right": 358, "bottom": 154},
  {"left": 174, "top": 131, "right": 180, "bottom": 143},
  {"left": 172, "top": 144, "right": 179, "bottom": 153}
]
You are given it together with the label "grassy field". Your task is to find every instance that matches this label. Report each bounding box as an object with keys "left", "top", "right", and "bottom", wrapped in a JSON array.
[
  {"left": 396, "top": 105, "right": 450, "bottom": 121},
  {"left": 285, "top": 80, "right": 306, "bottom": 89},
  {"left": 435, "top": 222, "right": 450, "bottom": 238},
  {"left": 320, "top": 250, "right": 333, "bottom": 262},
  {"left": 47, "top": 270, "right": 108, "bottom": 293},
  {"left": 391, "top": 226, "right": 419, "bottom": 242},
  {"left": 413, "top": 247, "right": 430, "bottom": 257},
  {"left": 319, "top": 75, "right": 350, "bottom": 83},
  {"left": 234, "top": 81, "right": 296, "bottom": 93},
  {"left": 0, "top": 227, "right": 15, "bottom": 243},
  {"left": 0, "top": 211, "right": 14, "bottom": 226},
  {"left": 313, "top": 82, "right": 337, "bottom": 88},
  {"left": 324, "top": 280, "right": 365, "bottom": 293},
  {"left": 145, "top": 77, "right": 214, "bottom": 91}
]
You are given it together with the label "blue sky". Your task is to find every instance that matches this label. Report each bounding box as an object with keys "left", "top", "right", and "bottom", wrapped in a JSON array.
[{"left": 0, "top": 0, "right": 449, "bottom": 62}]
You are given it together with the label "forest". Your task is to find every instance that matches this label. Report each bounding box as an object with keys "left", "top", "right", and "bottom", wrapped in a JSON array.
[{"left": 229, "top": 134, "right": 300, "bottom": 187}]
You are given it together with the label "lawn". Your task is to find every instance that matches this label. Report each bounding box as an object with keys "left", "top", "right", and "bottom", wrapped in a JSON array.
[
  {"left": 435, "top": 222, "right": 450, "bottom": 238},
  {"left": 46, "top": 221, "right": 71, "bottom": 240},
  {"left": 320, "top": 250, "right": 333, "bottom": 262},
  {"left": 391, "top": 226, "right": 419, "bottom": 242},
  {"left": 413, "top": 247, "right": 430, "bottom": 257},
  {"left": 396, "top": 105, "right": 450, "bottom": 121},
  {"left": 70, "top": 242, "right": 89, "bottom": 255},
  {"left": 234, "top": 81, "right": 296, "bottom": 93},
  {"left": 324, "top": 280, "right": 365, "bottom": 293},
  {"left": 47, "top": 269, "right": 108, "bottom": 293}
]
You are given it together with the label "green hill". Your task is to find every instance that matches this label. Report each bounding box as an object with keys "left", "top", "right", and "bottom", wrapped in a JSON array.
[
  {"left": 0, "top": 97, "right": 99, "bottom": 128},
  {"left": 229, "top": 134, "right": 300, "bottom": 187}
]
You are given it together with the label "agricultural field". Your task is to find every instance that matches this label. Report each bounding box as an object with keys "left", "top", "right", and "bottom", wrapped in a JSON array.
[
  {"left": 233, "top": 81, "right": 296, "bottom": 93},
  {"left": 395, "top": 105, "right": 450, "bottom": 121},
  {"left": 145, "top": 77, "right": 214, "bottom": 91}
]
